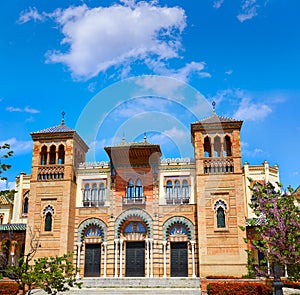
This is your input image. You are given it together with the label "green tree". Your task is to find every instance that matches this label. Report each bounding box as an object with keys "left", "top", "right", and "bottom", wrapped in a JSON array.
[
  {"left": 0, "top": 143, "right": 13, "bottom": 181},
  {"left": 6, "top": 228, "right": 81, "bottom": 294},
  {"left": 247, "top": 180, "right": 300, "bottom": 295},
  {"left": 0, "top": 143, "right": 15, "bottom": 199}
]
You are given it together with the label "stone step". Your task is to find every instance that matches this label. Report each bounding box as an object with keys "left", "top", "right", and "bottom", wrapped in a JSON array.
[
  {"left": 80, "top": 277, "right": 201, "bottom": 288},
  {"left": 30, "top": 287, "right": 202, "bottom": 295}
]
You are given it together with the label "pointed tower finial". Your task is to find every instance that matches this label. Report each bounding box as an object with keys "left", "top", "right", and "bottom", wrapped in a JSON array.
[
  {"left": 61, "top": 111, "right": 65, "bottom": 125},
  {"left": 122, "top": 133, "right": 125, "bottom": 144},
  {"left": 212, "top": 101, "right": 216, "bottom": 113},
  {"left": 144, "top": 132, "right": 147, "bottom": 143}
]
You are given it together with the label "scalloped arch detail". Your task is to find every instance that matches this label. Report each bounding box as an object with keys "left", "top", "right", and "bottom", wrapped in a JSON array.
[
  {"left": 162, "top": 216, "right": 194, "bottom": 241},
  {"left": 115, "top": 208, "right": 153, "bottom": 238},
  {"left": 77, "top": 218, "right": 107, "bottom": 242}
]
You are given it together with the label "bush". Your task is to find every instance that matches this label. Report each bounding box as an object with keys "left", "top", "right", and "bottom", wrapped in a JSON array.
[
  {"left": 207, "top": 281, "right": 272, "bottom": 295},
  {"left": 0, "top": 282, "right": 19, "bottom": 295},
  {"left": 284, "top": 281, "right": 300, "bottom": 289}
]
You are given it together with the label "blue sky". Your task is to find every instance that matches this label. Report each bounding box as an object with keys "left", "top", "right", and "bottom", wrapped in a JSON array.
[{"left": 0, "top": 0, "right": 299, "bottom": 189}]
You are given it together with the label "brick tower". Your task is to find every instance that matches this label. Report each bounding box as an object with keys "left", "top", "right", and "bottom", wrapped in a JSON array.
[
  {"left": 25, "top": 115, "right": 88, "bottom": 258},
  {"left": 191, "top": 108, "right": 247, "bottom": 277}
]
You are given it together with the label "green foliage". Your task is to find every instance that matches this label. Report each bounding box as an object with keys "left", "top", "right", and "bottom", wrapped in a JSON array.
[
  {"left": 6, "top": 253, "right": 81, "bottom": 295},
  {"left": 0, "top": 144, "right": 13, "bottom": 181}
]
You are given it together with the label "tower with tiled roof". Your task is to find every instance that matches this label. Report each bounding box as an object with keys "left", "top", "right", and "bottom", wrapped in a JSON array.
[
  {"left": 25, "top": 113, "right": 88, "bottom": 258},
  {"left": 191, "top": 103, "right": 248, "bottom": 277}
]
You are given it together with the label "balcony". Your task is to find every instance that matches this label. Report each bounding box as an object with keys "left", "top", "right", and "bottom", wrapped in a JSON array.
[
  {"left": 122, "top": 196, "right": 146, "bottom": 205},
  {"left": 37, "top": 165, "right": 64, "bottom": 181},
  {"left": 166, "top": 197, "right": 190, "bottom": 205},
  {"left": 203, "top": 158, "right": 234, "bottom": 174}
]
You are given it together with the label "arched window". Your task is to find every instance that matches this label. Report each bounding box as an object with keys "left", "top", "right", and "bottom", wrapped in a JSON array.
[
  {"left": 49, "top": 145, "right": 56, "bottom": 164},
  {"left": 182, "top": 180, "right": 189, "bottom": 202},
  {"left": 45, "top": 212, "right": 52, "bottom": 231},
  {"left": 23, "top": 196, "right": 29, "bottom": 215},
  {"left": 217, "top": 207, "right": 226, "bottom": 228},
  {"left": 58, "top": 144, "right": 65, "bottom": 164},
  {"left": 0, "top": 214, "right": 3, "bottom": 225},
  {"left": 224, "top": 135, "right": 232, "bottom": 157},
  {"left": 204, "top": 136, "right": 212, "bottom": 157},
  {"left": 85, "top": 226, "right": 102, "bottom": 237},
  {"left": 124, "top": 222, "right": 147, "bottom": 233},
  {"left": 126, "top": 179, "right": 134, "bottom": 198},
  {"left": 99, "top": 183, "right": 105, "bottom": 203},
  {"left": 214, "top": 136, "right": 221, "bottom": 157},
  {"left": 135, "top": 179, "right": 143, "bottom": 198},
  {"left": 166, "top": 180, "right": 173, "bottom": 202},
  {"left": 170, "top": 224, "right": 187, "bottom": 236},
  {"left": 83, "top": 184, "right": 90, "bottom": 206},
  {"left": 174, "top": 180, "right": 180, "bottom": 200},
  {"left": 91, "top": 184, "right": 97, "bottom": 204},
  {"left": 40, "top": 145, "right": 47, "bottom": 165}
]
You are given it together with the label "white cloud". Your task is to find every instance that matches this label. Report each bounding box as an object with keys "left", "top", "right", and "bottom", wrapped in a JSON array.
[
  {"left": 225, "top": 69, "right": 233, "bottom": 75},
  {"left": 0, "top": 179, "right": 15, "bottom": 190},
  {"left": 6, "top": 106, "right": 40, "bottom": 114},
  {"left": 45, "top": 2, "right": 187, "bottom": 79},
  {"left": 237, "top": 0, "right": 259, "bottom": 22},
  {"left": 210, "top": 89, "right": 272, "bottom": 121},
  {"left": 241, "top": 141, "right": 265, "bottom": 158},
  {"left": 213, "top": 0, "right": 224, "bottom": 9},
  {"left": 18, "top": 7, "right": 46, "bottom": 24},
  {"left": 19, "top": 2, "right": 208, "bottom": 81},
  {"left": 0, "top": 138, "right": 33, "bottom": 156},
  {"left": 233, "top": 97, "right": 272, "bottom": 121}
]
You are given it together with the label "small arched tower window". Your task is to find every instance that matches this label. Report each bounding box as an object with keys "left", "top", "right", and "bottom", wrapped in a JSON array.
[
  {"left": 204, "top": 136, "right": 212, "bottom": 158},
  {"left": 214, "top": 136, "right": 221, "bottom": 157},
  {"left": 126, "top": 179, "right": 134, "bottom": 198},
  {"left": 23, "top": 192, "right": 29, "bottom": 215},
  {"left": 135, "top": 179, "right": 143, "bottom": 197},
  {"left": 49, "top": 145, "right": 56, "bottom": 164},
  {"left": 217, "top": 207, "right": 226, "bottom": 228},
  {"left": 43, "top": 205, "right": 54, "bottom": 231},
  {"left": 40, "top": 145, "right": 47, "bottom": 165},
  {"left": 224, "top": 135, "right": 232, "bottom": 157},
  {"left": 45, "top": 212, "right": 52, "bottom": 231},
  {"left": 58, "top": 144, "right": 65, "bottom": 164},
  {"left": 214, "top": 200, "right": 227, "bottom": 229}
]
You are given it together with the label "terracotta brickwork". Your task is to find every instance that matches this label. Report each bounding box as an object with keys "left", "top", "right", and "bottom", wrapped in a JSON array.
[{"left": 15, "top": 112, "right": 279, "bottom": 279}]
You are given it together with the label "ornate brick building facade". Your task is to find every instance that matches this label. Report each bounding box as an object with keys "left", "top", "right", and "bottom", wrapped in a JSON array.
[{"left": 1, "top": 111, "right": 280, "bottom": 278}]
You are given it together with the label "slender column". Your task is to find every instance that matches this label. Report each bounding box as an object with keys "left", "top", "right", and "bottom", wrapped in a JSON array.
[
  {"left": 76, "top": 242, "right": 82, "bottom": 279},
  {"left": 114, "top": 239, "right": 119, "bottom": 277},
  {"left": 119, "top": 239, "right": 124, "bottom": 278},
  {"left": 190, "top": 240, "right": 196, "bottom": 278},
  {"left": 163, "top": 241, "right": 167, "bottom": 278},
  {"left": 145, "top": 238, "right": 149, "bottom": 277},
  {"left": 285, "top": 264, "right": 288, "bottom": 278},
  {"left": 149, "top": 238, "right": 153, "bottom": 277},
  {"left": 11, "top": 253, "right": 15, "bottom": 266},
  {"left": 103, "top": 242, "right": 107, "bottom": 278},
  {"left": 267, "top": 260, "right": 271, "bottom": 276}
]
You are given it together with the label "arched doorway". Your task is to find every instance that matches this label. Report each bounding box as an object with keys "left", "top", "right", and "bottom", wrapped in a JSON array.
[
  {"left": 169, "top": 224, "right": 188, "bottom": 277},
  {"left": 162, "top": 216, "right": 196, "bottom": 278},
  {"left": 122, "top": 221, "right": 147, "bottom": 277},
  {"left": 77, "top": 218, "right": 107, "bottom": 278},
  {"left": 84, "top": 226, "right": 102, "bottom": 277},
  {"left": 115, "top": 209, "right": 153, "bottom": 278}
]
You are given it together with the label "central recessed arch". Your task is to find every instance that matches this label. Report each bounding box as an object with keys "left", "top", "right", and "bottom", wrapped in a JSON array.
[{"left": 115, "top": 208, "right": 153, "bottom": 238}]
